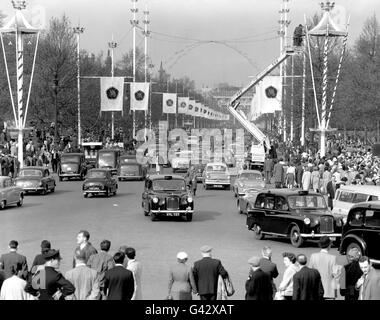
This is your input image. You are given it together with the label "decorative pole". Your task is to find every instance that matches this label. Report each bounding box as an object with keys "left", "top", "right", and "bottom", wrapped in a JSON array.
[
  {"left": 130, "top": 0, "right": 138, "bottom": 138},
  {"left": 290, "top": 54, "right": 294, "bottom": 141},
  {"left": 142, "top": 5, "right": 150, "bottom": 138},
  {"left": 301, "top": 45, "right": 306, "bottom": 146},
  {"left": 73, "top": 25, "right": 84, "bottom": 147},
  {"left": 108, "top": 36, "right": 117, "bottom": 140}
]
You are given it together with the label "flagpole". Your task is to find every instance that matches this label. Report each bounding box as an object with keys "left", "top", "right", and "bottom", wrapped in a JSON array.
[
  {"left": 108, "top": 36, "right": 117, "bottom": 141},
  {"left": 175, "top": 81, "right": 178, "bottom": 128},
  {"left": 74, "top": 25, "right": 84, "bottom": 147},
  {"left": 131, "top": 0, "right": 138, "bottom": 138},
  {"left": 143, "top": 5, "right": 150, "bottom": 140}
]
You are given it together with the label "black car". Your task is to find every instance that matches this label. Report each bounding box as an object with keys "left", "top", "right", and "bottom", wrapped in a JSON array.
[
  {"left": 59, "top": 153, "right": 87, "bottom": 181},
  {"left": 142, "top": 175, "right": 194, "bottom": 221},
  {"left": 118, "top": 154, "right": 148, "bottom": 181},
  {"left": 339, "top": 201, "right": 380, "bottom": 265},
  {"left": 246, "top": 189, "right": 344, "bottom": 247},
  {"left": 96, "top": 149, "right": 121, "bottom": 175},
  {"left": 82, "top": 169, "right": 118, "bottom": 198}
]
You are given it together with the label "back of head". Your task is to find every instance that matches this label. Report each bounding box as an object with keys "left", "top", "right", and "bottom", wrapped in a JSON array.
[
  {"left": 9, "top": 240, "right": 18, "bottom": 249},
  {"left": 297, "top": 254, "right": 307, "bottom": 266},
  {"left": 113, "top": 251, "right": 125, "bottom": 265},
  {"left": 41, "top": 240, "right": 51, "bottom": 254},
  {"left": 100, "top": 240, "right": 111, "bottom": 252},
  {"left": 74, "top": 249, "right": 87, "bottom": 264},
  {"left": 125, "top": 247, "right": 136, "bottom": 260}
]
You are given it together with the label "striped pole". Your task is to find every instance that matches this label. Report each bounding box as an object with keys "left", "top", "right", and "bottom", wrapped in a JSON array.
[{"left": 320, "top": 35, "right": 329, "bottom": 157}]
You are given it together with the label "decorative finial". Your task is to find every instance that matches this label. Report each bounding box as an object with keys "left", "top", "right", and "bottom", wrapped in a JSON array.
[
  {"left": 11, "top": 0, "right": 27, "bottom": 10},
  {"left": 320, "top": 1, "right": 335, "bottom": 12}
]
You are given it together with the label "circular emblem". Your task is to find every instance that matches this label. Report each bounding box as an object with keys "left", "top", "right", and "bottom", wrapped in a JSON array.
[
  {"left": 203, "top": 109, "right": 207, "bottom": 114},
  {"left": 194, "top": 106, "right": 199, "bottom": 112},
  {"left": 135, "top": 90, "right": 145, "bottom": 101},
  {"left": 180, "top": 102, "right": 186, "bottom": 108},
  {"left": 106, "top": 87, "right": 119, "bottom": 99},
  {"left": 265, "top": 86, "right": 277, "bottom": 98},
  {"left": 166, "top": 99, "right": 174, "bottom": 107},
  {"left": 189, "top": 104, "right": 193, "bottom": 110}
]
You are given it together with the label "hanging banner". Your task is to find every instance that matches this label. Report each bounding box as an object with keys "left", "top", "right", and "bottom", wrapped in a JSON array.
[
  {"left": 100, "top": 77, "right": 124, "bottom": 113},
  {"left": 178, "top": 97, "right": 189, "bottom": 114},
  {"left": 130, "top": 82, "right": 150, "bottom": 111},
  {"left": 188, "top": 99, "right": 196, "bottom": 116},
  {"left": 260, "top": 75, "right": 282, "bottom": 114},
  {"left": 162, "top": 93, "right": 177, "bottom": 114},
  {"left": 194, "top": 102, "right": 202, "bottom": 117},
  {"left": 202, "top": 106, "right": 209, "bottom": 119}
]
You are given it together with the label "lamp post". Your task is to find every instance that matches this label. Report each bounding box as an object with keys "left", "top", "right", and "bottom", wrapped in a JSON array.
[
  {"left": 73, "top": 25, "right": 84, "bottom": 147},
  {"left": 108, "top": 37, "right": 117, "bottom": 140}
]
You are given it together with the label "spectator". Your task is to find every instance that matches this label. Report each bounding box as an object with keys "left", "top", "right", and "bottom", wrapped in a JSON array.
[
  {"left": 125, "top": 247, "right": 143, "bottom": 300},
  {"left": 326, "top": 175, "right": 337, "bottom": 209},
  {"left": 311, "top": 166, "right": 321, "bottom": 192},
  {"left": 0, "top": 240, "right": 28, "bottom": 280},
  {"left": 273, "top": 159, "right": 284, "bottom": 189},
  {"left": 278, "top": 252, "right": 299, "bottom": 300},
  {"left": 356, "top": 256, "right": 380, "bottom": 300},
  {"left": 245, "top": 256, "right": 273, "bottom": 300},
  {"left": 30, "top": 240, "right": 51, "bottom": 275},
  {"left": 258, "top": 246, "right": 279, "bottom": 297},
  {"left": 72, "top": 230, "right": 97, "bottom": 267},
  {"left": 0, "top": 265, "right": 35, "bottom": 300},
  {"left": 302, "top": 167, "right": 312, "bottom": 191},
  {"left": 339, "top": 247, "right": 362, "bottom": 300}
]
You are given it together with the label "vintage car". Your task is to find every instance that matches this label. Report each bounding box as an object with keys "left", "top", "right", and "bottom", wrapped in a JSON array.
[
  {"left": 237, "top": 188, "right": 261, "bottom": 215},
  {"left": 141, "top": 175, "right": 194, "bottom": 221},
  {"left": 232, "top": 170, "right": 265, "bottom": 197},
  {"left": 82, "top": 141, "right": 103, "bottom": 169},
  {"left": 82, "top": 169, "right": 118, "bottom": 198},
  {"left": 246, "top": 189, "right": 344, "bottom": 247},
  {"left": 339, "top": 201, "right": 380, "bottom": 265},
  {"left": 202, "top": 162, "right": 230, "bottom": 190},
  {"left": 96, "top": 149, "right": 121, "bottom": 175},
  {"left": 194, "top": 164, "right": 206, "bottom": 183},
  {"left": 0, "top": 176, "right": 24, "bottom": 209},
  {"left": 58, "top": 153, "right": 87, "bottom": 181},
  {"left": 171, "top": 150, "right": 193, "bottom": 173},
  {"left": 15, "top": 167, "right": 56, "bottom": 195},
  {"left": 118, "top": 154, "right": 147, "bottom": 181}
]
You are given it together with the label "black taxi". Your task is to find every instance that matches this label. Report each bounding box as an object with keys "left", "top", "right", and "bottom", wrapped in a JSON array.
[
  {"left": 118, "top": 154, "right": 148, "bottom": 181},
  {"left": 82, "top": 169, "right": 118, "bottom": 198},
  {"left": 142, "top": 175, "right": 194, "bottom": 221},
  {"left": 339, "top": 201, "right": 380, "bottom": 265},
  {"left": 58, "top": 153, "right": 87, "bottom": 181},
  {"left": 246, "top": 189, "right": 344, "bottom": 247}
]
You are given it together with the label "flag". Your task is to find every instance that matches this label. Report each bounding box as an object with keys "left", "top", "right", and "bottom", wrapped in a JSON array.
[
  {"left": 130, "top": 82, "right": 150, "bottom": 111},
  {"left": 100, "top": 77, "right": 124, "bottom": 113},
  {"left": 202, "top": 106, "right": 209, "bottom": 119},
  {"left": 162, "top": 93, "right": 177, "bottom": 114},
  {"left": 178, "top": 97, "right": 189, "bottom": 114},
  {"left": 194, "top": 102, "right": 201, "bottom": 117},
  {"left": 187, "top": 99, "right": 196, "bottom": 116},
  {"left": 261, "top": 76, "right": 282, "bottom": 113}
]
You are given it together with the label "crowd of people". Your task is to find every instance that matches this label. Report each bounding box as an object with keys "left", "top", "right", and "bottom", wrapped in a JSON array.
[{"left": 1, "top": 232, "right": 380, "bottom": 300}]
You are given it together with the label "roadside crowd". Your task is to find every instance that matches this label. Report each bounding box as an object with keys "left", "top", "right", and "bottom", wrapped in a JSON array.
[{"left": 1, "top": 231, "right": 380, "bottom": 300}]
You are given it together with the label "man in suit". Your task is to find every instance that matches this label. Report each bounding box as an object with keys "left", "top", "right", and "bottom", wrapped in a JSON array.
[
  {"left": 0, "top": 240, "right": 28, "bottom": 280},
  {"left": 65, "top": 250, "right": 100, "bottom": 300},
  {"left": 31, "top": 240, "right": 51, "bottom": 275},
  {"left": 245, "top": 256, "right": 273, "bottom": 300},
  {"left": 125, "top": 247, "right": 143, "bottom": 300},
  {"left": 293, "top": 254, "right": 324, "bottom": 300},
  {"left": 326, "top": 175, "right": 337, "bottom": 209},
  {"left": 309, "top": 236, "right": 339, "bottom": 300},
  {"left": 263, "top": 155, "right": 274, "bottom": 185},
  {"left": 104, "top": 252, "right": 134, "bottom": 300},
  {"left": 72, "top": 230, "right": 97, "bottom": 267},
  {"left": 356, "top": 256, "right": 380, "bottom": 300},
  {"left": 193, "top": 245, "right": 228, "bottom": 300},
  {"left": 258, "top": 246, "right": 278, "bottom": 296},
  {"left": 273, "top": 159, "right": 284, "bottom": 188}
]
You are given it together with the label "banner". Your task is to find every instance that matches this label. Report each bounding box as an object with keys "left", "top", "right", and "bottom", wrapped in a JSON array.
[
  {"left": 202, "top": 106, "right": 209, "bottom": 119},
  {"left": 194, "top": 102, "right": 201, "bottom": 117},
  {"left": 100, "top": 77, "right": 124, "bottom": 113},
  {"left": 188, "top": 99, "right": 196, "bottom": 116},
  {"left": 162, "top": 93, "right": 177, "bottom": 114},
  {"left": 130, "top": 82, "right": 150, "bottom": 111},
  {"left": 177, "top": 97, "right": 189, "bottom": 114}
]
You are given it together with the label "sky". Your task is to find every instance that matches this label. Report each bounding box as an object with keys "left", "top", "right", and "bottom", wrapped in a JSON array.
[{"left": 1, "top": 0, "right": 379, "bottom": 88}]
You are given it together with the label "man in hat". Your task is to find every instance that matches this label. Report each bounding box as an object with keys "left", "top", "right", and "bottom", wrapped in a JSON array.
[
  {"left": 30, "top": 240, "right": 51, "bottom": 275},
  {"left": 245, "top": 256, "right": 273, "bottom": 300},
  {"left": 24, "top": 249, "right": 75, "bottom": 300},
  {"left": 72, "top": 230, "right": 97, "bottom": 268},
  {"left": 192, "top": 245, "right": 228, "bottom": 301},
  {"left": 0, "top": 240, "right": 28, "bottom": 280},
  {"left": 309, "top": 236, "right": 339, "bottom": 300}
]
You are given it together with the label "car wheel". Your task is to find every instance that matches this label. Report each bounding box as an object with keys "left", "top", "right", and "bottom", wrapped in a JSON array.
[
  {"left": 143, "top": 206, "right": 149, "bottom": 216},
  {"left": 186, "top": 212, "right": 193, "bottom": 222},
  {"left": 51, "top": 187, "right": 55, "bottom": 193},
  {"left": 83, "top": 193, "right": 88, "bottom": 198},
  {"left": 0, "top": 200, "right": 6, "bottom": 210},
  {"left": 225, "top": 185, "right": 231, "bottom": 190},
  {"left": 113, "top": 189, "right": 117, "bottom": 196},
  {"left": 105, "top": 188, "right": 109, "bottom": 197},
  {"left": 204, "top": 184, "right": 209, "bottom": 190},
  {"left": 346, "top": 241, "right": 363, "bottom": 257},
  {"left": 118, "top": 177, "right": 121, "bottom": 181},
  {"left": 151, "top": 213, "right": 158, "bottom": 221},
  {"left": 290, "top": 225, "right": 304, "bottom": 248},
  {"left": 253, "top": 224, "right": 265, "bottom": 240},
  {"left": 237, "top": 200, "right": 243, "bottom": 214},
  {"left": 59, "top": 177, "right": 63, "bottom": 182},
  {"left": 41, "top": 187, "right": 47, "bottom": 195},
  {"left": 234, "top": 188, "right": 237, "bottom": 197},
  {"left": 17, "top": 195, "right": 23, "bottom": 207}
]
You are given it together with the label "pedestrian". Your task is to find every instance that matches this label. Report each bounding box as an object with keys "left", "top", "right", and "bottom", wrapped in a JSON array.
[
  {"left": 65, "top": 250, "right": 100, "bottom": 300},
  {"left": 278, "top": 252, "right": 299, "bottom": 300},
  {"left": 72, "top": 230, "right": 97, "bottom": 267},
  {"left": 167, "top": 251, "right": 197, "bottom": 300},
  {"left": 309, "top": 236, "right": 340, "bottom": 300},
  {"left": 24, "top": 249, "right": 75, "bottom": 300},
  {"left": 125, "top": 247, "right": 143, "bottom": 300},
  {"left": 245, "top": 256, "right": 273, "bottom": 300},
  {"left": 273, "top": 159, "right": 284, "bottom": 189},
  {"left": 263, "top": 155, "right": 274, "bottom": 185},
  {"left": 293, "top": 254, "right": 324, "bottom": 300},
  {"left": 192, "top": 245, "right": 228, "bottom": 301},
  {"left": 30, "top": 240, "right": 51, "bottom": 275},
  {"left": 0, "top": 265, "right": 36, "bottom": 300},
  {"left": 286, "top": 162, "right": 296, "bottom": 189},
  {"left": 301, "top": 167, "right": 312, "bottom": 191},
  {"left": 326, "top": 175, "right": 337, "bottom": 209},
  {"left": 321, "top": 166, "right": 332, "bottom": 194},
  {"left": 311, "top": 166, "right": 321, "bottom": 192},
  {"left": 0, "top": 240, "right": 28, "bottom": 280},
  {"left": 258, "top": 246, "right": 279, "bottom": 297},
  {"left": 339, "top": 247, "right": 362, "bottom": 300},
  {"left": 104, "top": 252, "right": 135, "bottom": 300},
  {"left": 87, "top": 240, "right": 115, "bottom": 298},
  {"left": 356, "top": 256, "right": 380, "bottom": 300},
  {"left": 50, "top": 146, "right": 59, "bottom": 173},
  {"left": 295, "top": 162, "right": 304, "bottom": 188}
]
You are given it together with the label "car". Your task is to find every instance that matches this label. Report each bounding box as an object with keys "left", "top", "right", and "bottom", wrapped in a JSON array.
[
  {"left": 246, "top": 189, "right": 344, "bottom": 247},
  {"left": 118, "top": 154, "right": 148, "bottom": 181},
  {"left": 193, "top": 164, "right": 206, "bottom": 183},
  {"left": 82, "top": 169, "right": 118, "bottom": 198},
  {"left": 141, "top": 175, "right": 194, "bottom": 221},
  {"left": 96, "top": 149, "right": 121, "bottom": 175},
  {"left": 202, "top": 162, "right": 230, "bottom": 190},
  {"left": 232, "top": 170, "right": 265, "bottom": 197},
  {"left": 171, "top": 150, "right": 193, "bottom": 173},
  {"left": 0, "top": 176, "right": 24, "bottom": 209},
  {"left": 58, "top": 153, "right": 87, "bottom": 181},
  {"left": 15, "top": 167, "right": 56, "bottom": 195},
  {"left": 237, "top": 188, "right": 261, "bottom": 215},
  {"left": 82, "top": 141, "right": 103, "bottom": 170},
  {"left": 339, "top": 201, "right": 380, "bottom": 265}
]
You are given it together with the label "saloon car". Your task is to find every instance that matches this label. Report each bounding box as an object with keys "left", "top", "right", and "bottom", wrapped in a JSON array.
[
  {"left": 15, "top": 167, "right": 56, "bottom": 195},
  {"left": 59, "top": 153, "right": 87, "bottom": 181},
  {"left": 96, "top": 149, "right": 121, "bottom": 175},
  {"left": 171, "top": 150, "right": 193, "bottom": 173},
  {"left": 118, "top": 155, "right": 147, "bottom": 181},
  {"left": 194, "top": 164, "right": 206, "bottom": 182},
  {"left": 232, "top": 170, "right": 265, "bottom": 197},
  {"left": 237, "top": 188, "right": 261, "bottom": 215},
  {"left": 82, "top": 169, "right": 118, "bottom": 198},
  {"left": 142, "top": 175, "right": 194, "bottom": 221},
  {"left": 246, "top": 189, "right": 344, "bottom": 247},
  {"left": 339, "top": 201, "right": 380, "bottom": 265},
  {"left": 0, "top": 176, "right": 24, "bottom": 209},
  {"left": 202, "top": 162, "right": 230, "bottom": 190}
]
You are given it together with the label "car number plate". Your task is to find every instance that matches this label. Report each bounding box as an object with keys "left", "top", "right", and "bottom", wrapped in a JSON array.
[
  {"left": 166, "top": 212, "right": 180, "bottom": 217},
  {"left": 329, "top": 237, "right": 336, "bottom": 241},
  {"left": 214, "top": 184, "right": 223, "bottom": 188},
  {"left": 90, "top": 187, "right": 100, "bottom": 190}
]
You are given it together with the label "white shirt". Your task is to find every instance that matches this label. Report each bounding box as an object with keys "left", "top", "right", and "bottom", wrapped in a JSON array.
[{"left": 0, "top": 276, "right": 36, "bottom": 300}]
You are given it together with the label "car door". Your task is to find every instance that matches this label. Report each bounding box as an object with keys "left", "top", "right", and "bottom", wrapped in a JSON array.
[
  {"left": 250, "top": 194, "right": 268, "bottom": 230},
  {"left": 363, "top": 209, "right": 380, "bottom": 261}
]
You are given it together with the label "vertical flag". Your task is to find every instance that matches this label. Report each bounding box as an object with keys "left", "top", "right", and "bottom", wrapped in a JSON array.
[
  {"left": 162, "top": 93, "right": 177, "bottom": 114},
  {"left": 188, "top": 99, "right": 196, "bottom": 116},
  {"left": 100, "top": 77, "right": 124, "bottom": 113},
  {"left": 177, "top": 97, "right": 189, "bottom": 114},
  {"left": 260, "top": 75, "right": 282, "bottom": 113},
  {"left": 130, "top": 82, "right": 150, "bottom": 111}
]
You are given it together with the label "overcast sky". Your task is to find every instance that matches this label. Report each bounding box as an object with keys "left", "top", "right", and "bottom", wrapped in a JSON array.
[{"left": 2, "top": 0, "right": 379, "bottom": 88}]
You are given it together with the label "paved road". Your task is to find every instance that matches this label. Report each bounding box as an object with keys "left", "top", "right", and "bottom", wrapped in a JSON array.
[{"left": 0, "top": 170, "right": 346, "bottom": 300}]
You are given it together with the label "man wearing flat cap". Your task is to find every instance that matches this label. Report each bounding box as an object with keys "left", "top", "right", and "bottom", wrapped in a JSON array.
[
  {"left": 245, "top": 256, "right": 273, "bottom": 300},
  {"left": 24, "top": 249, "right": 75, "bottom": 300},
  {"left": 192, "top": 245, "right": 228, "bottom": 300}
]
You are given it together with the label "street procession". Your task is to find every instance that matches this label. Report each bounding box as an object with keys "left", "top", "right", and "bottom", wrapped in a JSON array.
[{"left": 1, "top": 0, "right": 380, "bottom": 306}]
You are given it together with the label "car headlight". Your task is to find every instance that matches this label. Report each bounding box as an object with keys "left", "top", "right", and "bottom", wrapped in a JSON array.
[
  {"left": 314, "top": 219, "right": 319, "bottom": 225},
  {"left": 304, "top": 217, "right": 311, "bottom": 225},
  {"left": 39, "top": 182, "right": 43, "bottom": 187},
  {"left": 187, "top": 197, "right": 193, "bottom": 203},
  {"left": 152, "top": 197, "right": 159, "bottom": 203},
  {"left": 206, "top": 174, "right": 210, "bottom": 179}
]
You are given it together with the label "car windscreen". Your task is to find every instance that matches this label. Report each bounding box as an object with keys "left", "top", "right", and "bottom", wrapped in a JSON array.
[
  {"left": 61, "top": 155, "right": 80, "bottom": 163},
  {"left": 152, "top": 179, "right": 186, "bottom": 191},
  {"left": 98, "top": 153, "right": 116, "bottom": 167},
  {"left": 206, "top": 165, "right": 226, "bottom": 172},
  {"left": 288, "top": 195, "right": 327, "bottom": 209},
  {"left": 240, "top": 173, "right": 262, "bottom": 180},
  {"left": 19, "top": 170, "right": 42, "bottom": 177},
  {"left": 87, "top": 171, "right": 107, "bottom": 179}
]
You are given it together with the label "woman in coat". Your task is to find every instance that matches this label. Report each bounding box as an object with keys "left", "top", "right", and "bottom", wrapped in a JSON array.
[
  {"left": 310, "top": 166, "right": 321, "bottom": 192},
  {"left": 302, "top": 167, "right": 312, "bottom": 191},
  {"left": 167, "top": 252, "right": 197, "bottom": 300},
  {"left": 278, "top": 252, "right": 299, "bottom": 300}
]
